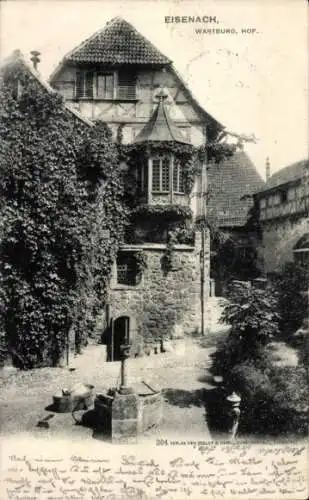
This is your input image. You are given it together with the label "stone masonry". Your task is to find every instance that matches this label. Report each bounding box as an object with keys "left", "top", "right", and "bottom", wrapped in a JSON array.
[{"left": 108, "top": 231, "right": 210, "bottom": 352}]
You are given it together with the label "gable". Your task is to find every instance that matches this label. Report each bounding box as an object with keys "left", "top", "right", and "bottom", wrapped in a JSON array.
[
  {"left": 55, "top": 17, "right": 170, "bottom": 67},
  {"left": 49, "top": 17, "right": 223, "bottom": 139}
]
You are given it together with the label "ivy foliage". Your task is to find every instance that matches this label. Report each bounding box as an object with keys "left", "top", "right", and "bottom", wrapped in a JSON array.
[
  {"left": 0, "top": 58, "right": 127, "bottom": 368},
  {"left": 273, "top": 262, "right": 308, "bottom": 340},
  {"left": 120, "top": 141, "right": 199, "bottom": 205},
  {"left": 132, "top": 203, "right": 192, "bottom": 221},
  {"left": 134, "top": 250, "right": 148, "bottom": 274}
]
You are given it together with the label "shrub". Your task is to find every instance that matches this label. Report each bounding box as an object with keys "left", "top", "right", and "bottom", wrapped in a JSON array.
[
  {"left": 230, "top": 361, "right": 308, "bottom": 436},
  {"left": 211, "top": 282, "right": 280, "bottom": 376},
  {"left": 274, "top": 262, "right": 308, "bottom": 340},
  {"left": 209, "top": 274, "right": 308, "bottom": 437}
]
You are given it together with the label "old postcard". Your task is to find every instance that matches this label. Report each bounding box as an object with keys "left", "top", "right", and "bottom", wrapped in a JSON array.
[{"left": 0, "top": 0, "right": 308, "bottom": 499}]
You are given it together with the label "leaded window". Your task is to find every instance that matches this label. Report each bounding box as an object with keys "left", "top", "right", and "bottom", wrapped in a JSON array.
[{"left": 152, "top": 157, "right": 170, "bottom": 192}]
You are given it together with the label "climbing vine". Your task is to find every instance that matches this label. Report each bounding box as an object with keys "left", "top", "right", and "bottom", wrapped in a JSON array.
[
  {"left": 162, "top": 231, "right": 178, "bottom": 274},
  {"left": 0, "top": 56, "right": 127, "bottom": 367},
  {"left": 121, "top": 141, "right": 200, "bottom": 199},
  {"left": 132, "top": 203, "right": 192, "bottom": 221},
  {"left": 134, "top": 250, "right": 148, "bottom": 275}
]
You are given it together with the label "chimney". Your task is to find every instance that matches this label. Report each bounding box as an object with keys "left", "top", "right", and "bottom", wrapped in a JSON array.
[
  {"left": 30, "top": 50, "right": 41, "bottom": 70},
  {"left": 265, "top": 157, "right": 271, "bottom": 181}
]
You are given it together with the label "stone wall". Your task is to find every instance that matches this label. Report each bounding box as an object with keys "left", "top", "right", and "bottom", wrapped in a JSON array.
[
  {"left": 107, "top": 232, "right": 210, "bottom": 349},
  {"left": 258, "top": 216, "right": 308, "bottom": 274}
]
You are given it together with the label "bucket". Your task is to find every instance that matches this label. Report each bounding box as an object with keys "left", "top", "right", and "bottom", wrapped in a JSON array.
[
  {"left": 52, "top": 393, "right": 73, "bottom": 413},
  {"left": 52, "top": 384, "right": 95, "bottom": 413}
]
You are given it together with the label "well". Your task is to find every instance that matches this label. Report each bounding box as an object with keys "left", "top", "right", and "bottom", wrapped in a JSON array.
[{"left": 94, "top": 382, "right": 162, "bottom": 443}]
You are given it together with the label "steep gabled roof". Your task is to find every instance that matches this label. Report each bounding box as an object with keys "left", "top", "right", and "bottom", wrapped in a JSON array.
[
  {"left": 49, "top": 18, "right": 223, "bottom": 136},
  {"left": 0, "top": 50, "right": 93, "bottom": 127},
  {"left": 258, "top": 159, "right": 309, "bottom": 193},
  {"left": 53, "top": 17, "right": 170, "bottom": 70},
  {"left": 207, "top": 150, "right": 265, "bottom": 227},
  {"left": 134, "top": 97, "right": 191, "bottom": 144}
]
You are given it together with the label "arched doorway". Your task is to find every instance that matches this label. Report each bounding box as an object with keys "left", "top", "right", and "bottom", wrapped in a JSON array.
[{"left": 112, "top": 316, "right": 130, "bottom": 361}]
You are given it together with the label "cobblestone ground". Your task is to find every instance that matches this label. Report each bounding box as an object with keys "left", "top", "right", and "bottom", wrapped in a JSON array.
[{"left": 0, "top": 299, "right": 229, "bottom": 442}]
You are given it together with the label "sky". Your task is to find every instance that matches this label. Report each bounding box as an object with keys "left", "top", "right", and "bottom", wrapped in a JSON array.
[{"left": 0, "top": 0, "right": 308, "bottom": 178}]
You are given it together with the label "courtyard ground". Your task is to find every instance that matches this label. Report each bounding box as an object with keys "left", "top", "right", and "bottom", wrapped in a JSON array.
[
  {"left": 0, "top": 296, "right": 298, "bottom": 443},
  {"left": 0, "top": 336, "right": 223, "bottom": 442}
]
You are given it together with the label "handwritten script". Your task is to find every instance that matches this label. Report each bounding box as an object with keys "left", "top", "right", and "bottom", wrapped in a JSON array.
[{"left": 1, "top": 441, "right": 308, "bottom": 499}]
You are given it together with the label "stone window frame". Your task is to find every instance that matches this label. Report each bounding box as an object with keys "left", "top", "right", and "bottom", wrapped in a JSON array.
[{"left": 111, "top": 250, "right": 145, "bottom": 290}]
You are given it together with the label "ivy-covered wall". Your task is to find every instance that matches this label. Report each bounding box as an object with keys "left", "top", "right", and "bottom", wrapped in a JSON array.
[{"left": 0, "top": 54, "right": 126, "bottom": 368}]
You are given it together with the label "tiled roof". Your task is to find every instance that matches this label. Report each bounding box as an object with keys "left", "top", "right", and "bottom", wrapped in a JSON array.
[
  {"left": 258, "top": 159, "right": 309, "bottom": 192},
  {"left": 65, "top": 17, "right": 171, "bottom": 65},
  {"left": 134, "top": 98, "right": 191, "bottom": 144},
  {"left": 207, "top": 150, "right": 265, "bottom": 227}
]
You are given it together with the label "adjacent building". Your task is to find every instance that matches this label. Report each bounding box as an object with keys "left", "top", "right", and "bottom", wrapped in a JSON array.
[
  {"left": 207, "top": 150, "right": 265, "bottom": 293},
  {"left": 255, "top": 159, "right": 309, "bottom": 275}
]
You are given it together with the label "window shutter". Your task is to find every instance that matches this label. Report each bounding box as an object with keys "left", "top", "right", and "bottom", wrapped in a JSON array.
[
  {"left": 85, "top": 71, "right": 93, "bottom": 98},
  {"left": 75, "top": 71, "right": 83, "bottom": 99},
  {"left": 118, "top": 70, "right": 137, "bottom": 99}
]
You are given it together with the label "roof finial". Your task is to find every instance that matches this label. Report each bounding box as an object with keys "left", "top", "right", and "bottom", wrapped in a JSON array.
[
  {"left": 156, "top": 88, "right": 168, "bottom": 103},
  {"left": 30, "top": 50, "right": 41, "bottom": 70},
  {"left": 265, "top": 156, "right": 271, "bottom": 181}
]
